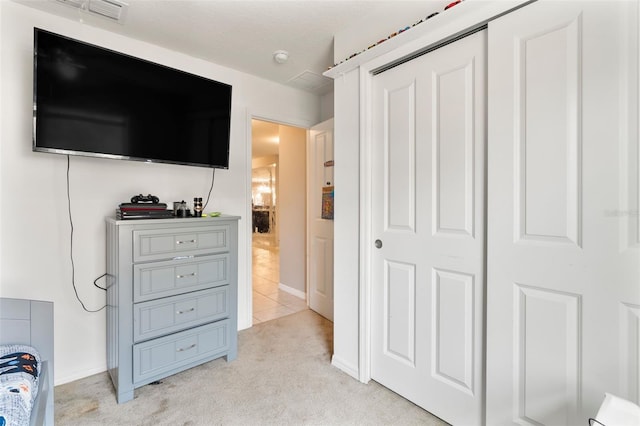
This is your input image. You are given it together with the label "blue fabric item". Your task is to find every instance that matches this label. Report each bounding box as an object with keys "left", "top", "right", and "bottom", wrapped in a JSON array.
[
  {"left": 0, "top": 352, "right": 38, "bottom": 379},
  {"left": 0, "top": 345, "right": 40, "bottom": 426}
]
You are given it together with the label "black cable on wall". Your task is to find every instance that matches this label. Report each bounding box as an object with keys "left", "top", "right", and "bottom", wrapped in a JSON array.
[{"left": 66, "top": 155, "right": 106, "bottom": 313}]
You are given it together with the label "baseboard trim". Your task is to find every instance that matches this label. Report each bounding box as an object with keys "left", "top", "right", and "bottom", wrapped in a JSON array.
[
  {"left": 56, "top": 365, "right": 106, "bottom": 386},
  {"left": 331, "top": 355, "right": 359, "bottom": 380},
  {"left": 278, "top": 283, "right": 306, "bottom": 300}
]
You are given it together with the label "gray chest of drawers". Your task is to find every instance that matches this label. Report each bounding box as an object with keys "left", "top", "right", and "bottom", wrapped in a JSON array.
[{"left": 105, "top": 216, "right": 239, "bottom": 403}]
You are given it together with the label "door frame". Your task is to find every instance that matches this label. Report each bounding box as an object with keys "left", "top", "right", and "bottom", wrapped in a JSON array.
[
  {"left": 354, "top": 1, "right": 532, "bottom": 384},
  {"left": 244, "top": 110, "right": 315, "bottom": 328}
]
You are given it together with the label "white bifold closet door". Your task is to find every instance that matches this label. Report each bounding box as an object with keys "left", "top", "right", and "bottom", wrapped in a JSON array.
[
  {"left": 486, "top": 1, "right": 640, "bottom": 425},
  {"left": 370, "top": 29, "right": 486, "bottom": 425}
]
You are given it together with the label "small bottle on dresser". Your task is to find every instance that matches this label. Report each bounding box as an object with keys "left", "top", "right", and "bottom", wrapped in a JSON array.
[{"left": 194, "top": 197, "right": 203, "bottom": 217}]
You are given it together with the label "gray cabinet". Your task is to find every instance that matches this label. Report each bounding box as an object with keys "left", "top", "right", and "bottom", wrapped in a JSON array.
[{"left": 106, "top": 216, "right": 239, "bottom": 403}]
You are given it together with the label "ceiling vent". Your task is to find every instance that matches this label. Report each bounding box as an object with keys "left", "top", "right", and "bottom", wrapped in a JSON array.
[
  {"left": 56, "top": 0, "right": 85, "bottom": 8},
  {"left": 287, "top": 70, "right": 332, "bottom": 94},
  {"left": 56, "top": 0, "right": 128, "bottom": 22},
  {"left": 88, "top": 0, "right": 127, "bottom": 21}
]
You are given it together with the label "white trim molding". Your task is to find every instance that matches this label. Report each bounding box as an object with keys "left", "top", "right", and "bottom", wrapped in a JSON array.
[{"left": 349, "top": 0, "right": 533, "bottom": 386}]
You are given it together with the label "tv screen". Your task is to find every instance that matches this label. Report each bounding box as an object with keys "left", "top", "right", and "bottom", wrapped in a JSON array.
[{"left": 33, "top": 28, "right": 232, "bottom": 169}]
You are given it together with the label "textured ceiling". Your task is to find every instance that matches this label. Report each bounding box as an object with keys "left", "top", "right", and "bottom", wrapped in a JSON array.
[
  {"left": 252, "top": 119, "right": 281, "bottom": 159},
  {"left": 15, "top": 0, "right": 405, "bottom": 95}
]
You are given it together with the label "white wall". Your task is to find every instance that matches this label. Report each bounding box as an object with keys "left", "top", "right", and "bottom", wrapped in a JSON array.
[
  {"left": 320, "top": 91, "right": 334, "bottom": 122},
  {"left": 277, "top": 125, "right": 307, "bottom": 296},
  {"left": 331, "top": 68, "right": 361, "bottom": 378},
  {"left": 0, "top": 1, "right": 320, "bottom": 385}
]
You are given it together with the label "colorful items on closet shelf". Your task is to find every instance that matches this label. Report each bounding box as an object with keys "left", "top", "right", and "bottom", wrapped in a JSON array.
[
  {"left": 328, "top": 0, "right": 464, "bottom": 70},
  {"left": 445, "top": 0, "right": 462, "bottom": 10}
]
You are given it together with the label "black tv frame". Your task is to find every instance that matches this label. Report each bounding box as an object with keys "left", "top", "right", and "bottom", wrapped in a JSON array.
[{"left": 32, "top": 28, "right": 232, "bottom": 169}]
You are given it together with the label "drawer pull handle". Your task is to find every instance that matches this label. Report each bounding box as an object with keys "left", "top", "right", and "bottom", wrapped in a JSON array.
[
  {"left": 176, "top": 239, "right": 196, "bottom": 245},
  {"left": 176, "top": 307, "right": 195, "bottom": 314},
  {"left": 173, "top": 255, "right": 194, "bottom": 260},
  {"left": 177, "top": 343, "right": 196, "bottom": 352},
  {"left": 176, "top": 272, "right": 197, "bottom": 279}
]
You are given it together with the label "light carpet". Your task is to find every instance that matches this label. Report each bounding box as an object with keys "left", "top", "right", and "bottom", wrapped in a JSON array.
[{"left": 55, "top": 310, "right": 447, "bottom": 425}]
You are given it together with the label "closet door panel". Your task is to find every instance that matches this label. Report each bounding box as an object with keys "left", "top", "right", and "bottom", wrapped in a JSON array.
[
  {"left": 371, "top": 29, "right": 486, "bottom": 426},
  {"left": 515, "top": 18, "right": 581, "bottom": 245},
  {"left": 487, "top": 1, "right": 640, "bottom": 424}
]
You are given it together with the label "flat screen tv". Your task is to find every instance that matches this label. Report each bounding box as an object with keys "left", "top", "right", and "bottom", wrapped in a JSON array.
[{"left": 33, "top": 28, "right": 232, "bottom": 169}]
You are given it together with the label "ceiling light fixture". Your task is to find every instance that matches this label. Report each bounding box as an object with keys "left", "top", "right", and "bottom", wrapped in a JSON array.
[{"left": 273, "top": 50, "right": 289, "bottom": 64}]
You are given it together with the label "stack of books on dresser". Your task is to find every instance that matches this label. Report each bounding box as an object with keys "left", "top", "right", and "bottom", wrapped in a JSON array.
[{"left": 116, "top": 203, "right": 173, "bottom": 220}]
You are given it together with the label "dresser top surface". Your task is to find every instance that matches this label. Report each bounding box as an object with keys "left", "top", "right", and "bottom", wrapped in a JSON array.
[{"left": 106, "top": 215, "right": 241, "bottom": 225}]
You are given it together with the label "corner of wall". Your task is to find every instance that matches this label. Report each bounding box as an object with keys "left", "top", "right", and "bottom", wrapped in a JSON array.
[
  {"left": 331, "top": 354, "right": 360, "bottom": 381},
  {"left": 320, "top": 90, "right": 334, "bottom": 122}
]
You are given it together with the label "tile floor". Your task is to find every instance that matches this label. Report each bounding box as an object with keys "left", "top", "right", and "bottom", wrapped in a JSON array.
[{"left": 252, "top": 233, "right": 308, "bottom": 324}]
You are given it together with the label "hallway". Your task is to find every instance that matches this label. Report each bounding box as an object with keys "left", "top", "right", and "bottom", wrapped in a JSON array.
[{"left": 252, "top": 233, "right": 308, "bottom": 324}]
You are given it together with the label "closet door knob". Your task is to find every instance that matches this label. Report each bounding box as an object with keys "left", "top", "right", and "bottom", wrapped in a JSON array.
[{"left": 375, "top": 239, "right": 383, "bottom": 249}]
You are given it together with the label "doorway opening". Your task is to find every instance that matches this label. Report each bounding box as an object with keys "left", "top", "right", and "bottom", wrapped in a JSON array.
[{"left": 251, "top": 119, "right": 308, "bottom": 324}]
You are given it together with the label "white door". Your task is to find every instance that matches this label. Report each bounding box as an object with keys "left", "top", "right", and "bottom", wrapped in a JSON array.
[
  {"left": 308, "top": 119, "right": 334, "bottom": 320},
  {"left": 370, "top": 30, "right": 486, "bottom": 425},
  {"left": 486, "top": 1, "right": 640, "bottom": 424}
]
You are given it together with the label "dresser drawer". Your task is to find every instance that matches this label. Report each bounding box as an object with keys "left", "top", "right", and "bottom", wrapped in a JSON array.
[
  {"left": 133, "top": 225, "right": 229, "bottom": 262},
  {"left": 133, "top": 286, "right": 229, "bottom": 342},
  {"left": 133, "top": 320, "right": 229, "bottom": 384},
  {"left": 133, "top": 254, "right": 228, "bottom": 303}
]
